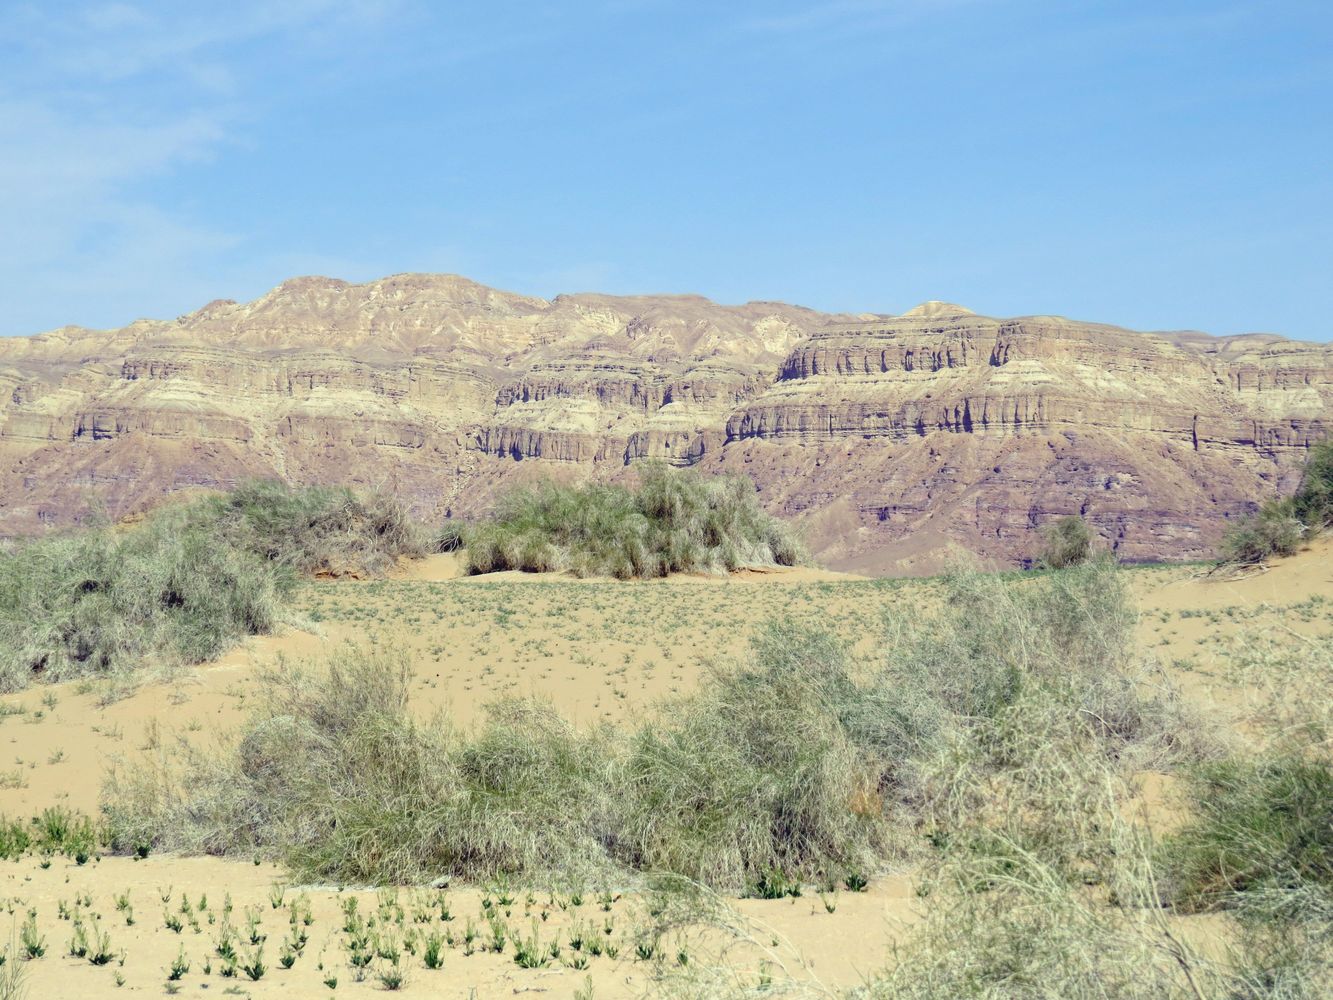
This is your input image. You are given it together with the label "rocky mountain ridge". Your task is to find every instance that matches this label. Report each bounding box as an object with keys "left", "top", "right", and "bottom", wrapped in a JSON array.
[{"left": 2, "top": 273, "right": 1329, "bottom": 573}]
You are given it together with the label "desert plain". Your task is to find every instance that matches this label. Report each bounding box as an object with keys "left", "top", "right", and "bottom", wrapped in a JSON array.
[{"left": 0, "top": 537, "right": 1326, "bottom": 998}]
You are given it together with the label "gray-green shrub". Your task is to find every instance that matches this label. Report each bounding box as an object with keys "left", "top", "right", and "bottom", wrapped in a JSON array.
[
  {"left": 1222, "top": 437, "right": 1333, "bottom": 564},
  {"left": 0, "top": 506, "right": 282, "bottom": 691},
  {"left": 1037, "top": 515, "right": 1096, "bottom": 569},
  {"left": 462, "top": 465, "right": 805, "bottom": 578},
  {"left": 1290, "top": 436, "right": 1333, "bottom": 529},
  {"left": 104, "top": 646, "right": 618, "bottom": 885},
  {"left": 102, "top": 556, "right": 1197, "bottom": 895},
  {"left": 198, "top": 479, "right": 427, "bottom": 576},
  {"left": 617, "top": 629, "right": 890, "bottom": 892},
  {"left": 1221, "top": 498, "right": 1307, "bottom": 565},
  {"left": 0, "top": 481, "right": 426, "bottom": 690}
]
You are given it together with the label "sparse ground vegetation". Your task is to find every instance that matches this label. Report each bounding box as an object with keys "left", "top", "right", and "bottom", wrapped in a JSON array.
[{"left": 0, "top": 484, "right": 1327, "bottom": 996}]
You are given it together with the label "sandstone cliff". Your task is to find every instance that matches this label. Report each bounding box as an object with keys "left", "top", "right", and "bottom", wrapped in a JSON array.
[{"left": 1, "top": 278, "right": 1328, "bottom": 572}]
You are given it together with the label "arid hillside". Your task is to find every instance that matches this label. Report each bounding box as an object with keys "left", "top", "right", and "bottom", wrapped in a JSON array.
[{"left": 1, "top": 275, "right": 1329, "bottom": 571}]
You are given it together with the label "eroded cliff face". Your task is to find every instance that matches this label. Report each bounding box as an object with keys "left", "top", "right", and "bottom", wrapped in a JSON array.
[
  {"left": 1, "top": 280, "right": 1328, "bottom": 573},
  {"left": 706, "top": 304, "right": 1332, "bottom": 570}
]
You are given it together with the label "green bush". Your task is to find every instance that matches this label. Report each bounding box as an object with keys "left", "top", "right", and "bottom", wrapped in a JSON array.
[
  {"left": 1037, "top": 515, "right": 1096, "bottom": 569},
  {"left": 461, "top": 465, "right": 805, "bottom": 578},
  {"left": 1221, "top": 498, "right": 1306, "bottom": 565},
  {"left": 106, "top": 634, "right": 885, "bottom": 890},
  {"left": 0, "top": 507, "right": 283, "bottom": 691},
  {"left": 1291, "top": 436, "right": 1333, "bottom": 529},
  {"left": 433, "top": 520, "right": 467, "bottom": 553},
  {"left": 1222, "top": 437, "right": 1333, "bottom": 564},
  {"left": 0, "top": 481, "right": 426, "bottom": 691},
  {"left": 0, "top": 808, "right": 105, "bottom": 863},
  {"left": 1156, "top": 748, "right": 1333, "bottom": 996},
  {"left": 104, "top": 646, "right": 619, "bottom": 885},
  {"left": 617, "top": 628, "right": 889, "bottom": 892},
  {"left": 879, "top": 559, "right": 1173, "bottom": 756},
  {"left": 199, "top": 479, "right": 428, "bottom": 576},
  {"left": 1161, "top": 754, "right": 1333, "bottom": 918}
]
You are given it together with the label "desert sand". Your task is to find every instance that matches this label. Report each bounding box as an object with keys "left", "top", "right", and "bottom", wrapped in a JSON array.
[{"left": 0, "top": 542, "right": 1328, "bottom": 996}]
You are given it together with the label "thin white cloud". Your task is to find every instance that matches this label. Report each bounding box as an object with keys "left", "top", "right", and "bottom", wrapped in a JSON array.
[
  {"left": 1, "top": 1, "right": 400, "bottom": 84},
  {"left": 0, "top": 1, "right": 404, "bottom": 334}
]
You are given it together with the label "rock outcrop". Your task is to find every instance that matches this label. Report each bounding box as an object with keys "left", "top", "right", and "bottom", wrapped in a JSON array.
[{"left": 1, "top": 275, "right": 1328, "bottom": 573}]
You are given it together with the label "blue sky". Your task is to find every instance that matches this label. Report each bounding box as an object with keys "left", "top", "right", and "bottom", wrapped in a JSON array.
[{"left": 1, "top": 1, "right": 1330, "bottom": 339}]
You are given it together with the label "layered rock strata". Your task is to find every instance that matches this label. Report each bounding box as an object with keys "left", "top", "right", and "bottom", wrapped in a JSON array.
[{"left": 1, "top": 281, "right": 1328, "bottom": 572}]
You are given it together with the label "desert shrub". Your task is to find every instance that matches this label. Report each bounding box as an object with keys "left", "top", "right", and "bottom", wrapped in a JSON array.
[
  {"left": 614, "top": 565, "right": 1169, "bottom": 894},
  {"left": 198, "top": 479, "right": 428, "bottom": 576},
  {"left": 434, "top": 519, "right": 467, "bottom": 553},
  {"left": 1037, "top": 514, "right": 1096, "bottom": 568},
  {"left": 461, "top": 465, "right": 805, "bottom": 578},
  {"left": 861, "top": 556, "right": 1216, "bottom": 915},
  {"left": 465, "top": 482, "right": 650, "bottom": 578},
  {"left": 859, "top": 834, "right": 1215, "bottom": 1000},
  {"left": 649, "top": 653, "right": 1224, "bottom": 1000},
  {"left": 105, "top": 646, "right": 617, "bottom": 885},
  {"left": 648, "top": 567, "right": 1224, "bottom": 1000},
  {"left": 1162, "top": 755, "right": 1333, "bottom": 919},
  {"left": 1221, "top": 437, "right": 1333, "bottom": 564},
  {"left": 105, "top": 645, "right": 454, "bottom": 880},
  {"left": 617, "top": 628, "right": 889, "bottom": 892},
  {"left": 1156, "top": 633, "right": 1333, "bottom": 990},
  {"left": 105, "top": 555, "right": 1200, "bottom": 897},
  {"left": 1290, "top": 436, "right": 1333, "bottom": 529},
  {"left": 878, "top": 559, "right": 1193, "bottom": 774},
  {"left": 1221, "top": 498, "right": 1306, "bottom": 565},
  {"left": 0, "top": 481, "right": 426, "bottom": 691},
  {"left": 1162, "top": 630, "right": 1332, "bottom": 996},
  {"left": 448, "top": 699, "right": 617, "bottom": 883},
  {"left": 0, "top": 507, "right": 283, "bottom": 691},
  {"left": 112, "top": 636, "right": 877, "bottom": 889}
]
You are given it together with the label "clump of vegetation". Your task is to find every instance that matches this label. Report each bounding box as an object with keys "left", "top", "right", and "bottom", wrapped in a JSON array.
[
  {"left": 0, "top": 481, "right": 425, "bottom": 691},
  {"left": 460, "top": 465, "right": 805, "bottom": 578},
  {"left": 103, "top": 556, "right": 1194, "bottom": 897},
  {"left": 433, "top": 520, "right": 467, "bottom": 553},
  {"left": 617, "top": 627, "right": 890, "bottom": 891},
  {"left": 1222, "top": 437, "right": 1333, "bottom": 564},
  {"left": 0, "top": 807, "right": 99, "bottom": 863},
  {"left": 1162, "top": 755, "right": 1332, "bottom": 917},
  {"left": 1290, "top": 436, "right": 1333, "bottom": 529},
  {"left": 0, "top": 505, "right": 282, "bottom": 691},
  {"left": 1154, "top": 629, "right": 1333, "bottom": 993},
  {"left": 1220, "top": 498, "right": 1307, "bottom": 565},
  {"left": 200, "top": 480, "right": 427, "bottom": 577},
  {"left": 102, "top": 646, "right": 618, "bottom": 885},
  {"left": 1037, "top": 514, "right": 1096, "bottom": 568}
]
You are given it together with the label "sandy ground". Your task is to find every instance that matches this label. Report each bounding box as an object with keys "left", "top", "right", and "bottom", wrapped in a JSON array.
[
  {"left": 0, "top": 854, "right": 916, "bottom": 998},
  {"left": 0, "top": 543, "right": 1328, "bottom": 996}
]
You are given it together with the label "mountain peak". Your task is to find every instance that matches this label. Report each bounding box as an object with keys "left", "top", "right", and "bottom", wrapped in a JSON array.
[{"left": 902, "top": 300, "right": 975, "bottom": 318}]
